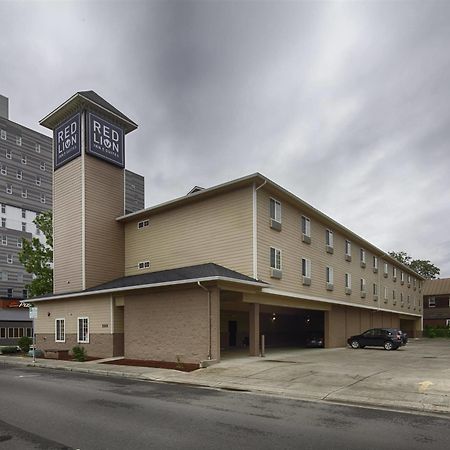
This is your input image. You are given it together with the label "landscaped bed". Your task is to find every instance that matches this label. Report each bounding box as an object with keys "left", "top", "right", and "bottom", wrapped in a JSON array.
[{"left": 101, "top": 358, "right": 199, "bottom": 372}]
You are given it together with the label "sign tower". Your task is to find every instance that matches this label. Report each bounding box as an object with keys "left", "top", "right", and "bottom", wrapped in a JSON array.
[{"left": 40, "top": 91, "right": 137, "bottom": 294}]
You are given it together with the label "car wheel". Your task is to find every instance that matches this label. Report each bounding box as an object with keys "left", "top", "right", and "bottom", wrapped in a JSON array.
[
  {"left": 384, "top": 341, "right": 394, "bottom": 351},
  {"left": 350, "top": 340, "right": 360, "bottom": 349}
]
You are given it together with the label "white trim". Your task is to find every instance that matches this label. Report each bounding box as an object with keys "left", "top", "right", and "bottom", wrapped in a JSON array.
[
  {"left": 252, "top": 183, "right": 257, "bottom": 278},
  {"left": 261, "top": 287, "right": 422, "bottom": 317},
  {"left": 110, "top": 295, "right": 114, "bottom": 334},
  {"left": 77, "top": 316, "right": 89, "bottom": 343},
  {"left": 81, "top": 111, "right": 86, "bottom": 290},
  {"left": 29, "top": 275, "right": 268, "bottom": 302},
  {"left": 55, "top": 318, "right": 65, "bottom": 343}
]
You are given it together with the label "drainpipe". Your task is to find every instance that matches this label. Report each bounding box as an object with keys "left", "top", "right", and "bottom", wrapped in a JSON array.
[{"left": 198, "top": 281, "right": 212, "bottom": 360}]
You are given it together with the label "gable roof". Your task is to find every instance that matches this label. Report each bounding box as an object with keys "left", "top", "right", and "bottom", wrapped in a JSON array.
[
  {"left": 423, "top": 278, "right": 450, "bottom": 296},
  {"left": 30, "top": 263, "right": 266, "bottom": 302}
]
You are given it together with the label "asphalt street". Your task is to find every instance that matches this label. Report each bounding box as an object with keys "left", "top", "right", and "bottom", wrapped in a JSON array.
[{"left": 0, "top": 365, "right": 448, "bottom": 450}]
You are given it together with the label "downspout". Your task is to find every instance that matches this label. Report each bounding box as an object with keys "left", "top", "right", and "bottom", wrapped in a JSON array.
[
  {"left": 198, "top": 281, "right": 212, "bottom": 360},
  {"left": 253, "top": 179, "right": 267, "bottom": 279}
]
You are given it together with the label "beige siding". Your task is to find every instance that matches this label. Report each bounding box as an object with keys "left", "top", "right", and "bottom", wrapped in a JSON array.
[
  {"left": 257, "top": 187, "right": 422, "bottom": 316},
  {"left": 124, "top": 186, "right": 253, "bottom": 277},
  {"left": 124, "top": 287, "right": 220, "bottom": 363},
  {"left": 34, "top": 295, "right": 112, "bottom": 334},
  {"left": 53, "top": 158, "right": 83, "bottom": 294},
  {"left": 84, "top": 155, "right": 125, "bottom": 288}
]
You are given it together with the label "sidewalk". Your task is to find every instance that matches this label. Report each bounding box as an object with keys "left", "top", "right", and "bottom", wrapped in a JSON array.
[{"left": 2, "top": 339, "right": 450, "bottom": 417}]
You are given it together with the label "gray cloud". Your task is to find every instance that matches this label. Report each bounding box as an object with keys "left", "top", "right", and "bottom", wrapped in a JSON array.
[{"left": 1, "top": 0, "right": 449, "bottom": 276}]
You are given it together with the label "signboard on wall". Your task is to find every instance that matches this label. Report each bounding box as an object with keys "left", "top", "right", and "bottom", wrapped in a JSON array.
[
  {"left": 54, "top": 113, "right": 81, "bottom": 169},
  {"left": 87, "top": 112, "right": 124, "bottom": 168}
]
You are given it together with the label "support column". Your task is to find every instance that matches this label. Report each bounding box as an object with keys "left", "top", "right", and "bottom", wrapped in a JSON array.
[{"left": 249, "top": 303, "right": 260, "bottom": 356}]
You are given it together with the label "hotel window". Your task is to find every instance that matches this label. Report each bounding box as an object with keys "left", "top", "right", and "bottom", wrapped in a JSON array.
[
  {"left": 5, "top": 149, "right": 11, "bottom": 159},
  {"left": 1, "top": 236, "right": 6, "bottom": 245},
  {"left": 326, "top": 266, "right": 333, "bottom": 284},
  {"left": 7, "top": 254, "right": 13, "bottom": 264},
  {"left": 16, "top": 169, "right": 22, "bottom": 180},
  {"left": 345, "top": 240, "right": 351, "bottom": 260},
  {"left": 270, "top": 247, "right": 282, "bottom": 270},
  {"left": 16, "top": 136, "right": 22, "bottom": 146},
  {"left": 384, "top": 286, "right": 388, "bottom": 301},
  {"left": 326, "top": 229, "right": 334, "bottom": 253},
  {"left": 400, "top": 271, "right": 404, "bottom": 284},
  {"left": 383, "top": 262, "right": 388, "bottom": 277},
  {"left": 35, "top": 176, "right": 41, "bottom": 186},
  {"left": 1, "top": 218, "right": 5, "bottom": 228},
  {"left": 392, "top": 289, "right": 396, "bottom": 302},
  {"left": 137, "top": 219, "right": 149, "bottom": 229},
  {"left": 1, "top": 204, "right": 5, "bottom": 214},
  {"left": 21, "top": 222, "right": 26, "bottom": 232},
  {"left": 301, "top": 258, "right": 311, "bottom": 278},
  {"left": 138, "top": 260, "right": 150, "bottom": 269},
  {"left": 35, "top": 143, "right": 41, "bottom": 153},
  {"left": 6, "top": 184, "right": 12, "bottom": 194},
  {"left": 22, "top": 189, "right": 27, "bottom": 199},
  {"left": 301, "top": 216, "right": 311, "bottom": 243},
  {"left": 0, "top": 328, "right": 5, "bottom": 338},
  {"left": 55, "top": 319, "right": 65, "bottom": 342},
  {"left": 400, "top": 292, "right": 404, "bottom": 305},
  {"left": 21, "top": 209, "right": 26, "bottom": 219},
  {"left": 373, "top": 283, "right": 378, "bottom": 296},
  {"left": 26, "top": 327, "right": 33, "bottom": 337},
  {"left": 40, "top": 161, "right": 46, "bottom": 171},
  {"left": 0, "top": 129, "right": 6, "bottom": 140},
  {"left": 373, "top": 256, "right": 378, "bottom": 272},
  {"left": 21, "top": 155, "right": 27, "bottom": 164},
  {"left": 413, "top": 278, "right": 417, "bottom": 289},
  {"left": 7, "top": 288, "right": 13, "bottom": 298},
  {"left": 360, "top": 248, "right": 366, "bottom": 267},
  {"left": 40, "top": 194, "right": 46, "bottom": 204},
  {"left": 269, "top": 198, "right": 282, "bottom": 229},
  {"left": 302, "top": 258, "right": 311, "bottom": 285},
  {"left": 407, "top": 274, "right": 411, "bottom": 285},
  {"left": 0, "top": 165, "right": 7, "bottom": 175},
  {"left": 77, "top": 317, "right": 89, "bottom": 343},
  {"left": 345, "top": 273, "right": 351, "bottom": 289},
  {"left": 360, "top": 278, "right": 366, "bottom": 292},
  {"left": 428, "top": 297, "right": 436, "bottom": 307},
  {"left": 407, "top": 295, "right": 410, "bottom": 307},
  {"left": 392, "top": 266, "right": 397, "bottom": 281},
  {"left": 17, "top": 240, "right": 22, "bottom": 248}
]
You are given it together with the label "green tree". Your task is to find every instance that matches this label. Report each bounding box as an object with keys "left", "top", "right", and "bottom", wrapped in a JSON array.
[
  {"left": 389, "top": 251, "right": 440, "bottom": 279},
  {"left": 18, "top": 210, "right": 53, "bottom": 297}
]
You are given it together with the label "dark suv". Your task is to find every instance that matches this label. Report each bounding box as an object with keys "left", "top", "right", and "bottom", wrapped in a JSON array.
[{"left": 347, "top": 328, "right": 404, "bottom": 351}]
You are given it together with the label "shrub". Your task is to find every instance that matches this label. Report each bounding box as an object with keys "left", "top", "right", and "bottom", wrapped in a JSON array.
[
  {"left": 72, "top": 346, "right": 87, "bottom": 362},
  {"left": 0, "top": 346, "right": 20, "bottom": 354},
  {"left": 18, "top": 336, "right": 32, "bottom": 353}
]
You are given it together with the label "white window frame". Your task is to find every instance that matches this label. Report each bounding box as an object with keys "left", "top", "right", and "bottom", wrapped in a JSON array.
[
  {"left": 392, "top": 289, "right": 396, "bottom": 300},
  {"left": 345, "top": 273, "right": 351, "bottom": 289},
  {"left": 7, "top": 254, "right": 13, "bottom": 264},
  {"left": 428, "top": 297, "right": 436, "bottom": 308},
  {"left": 35, "top": 143, "right": 41, "bottom": 153},
  {"left": 384, "top": 286, "right": 388, "bottom": 300},
  {"left": 22, "top": 189, "right": 28, "bottom": 199},
  {"left": 345, "top": 240, "right": 351, "bottom": 256},
  {"left": 35, "top": 176, "right": 41, "bottom": 186},
  {"left": 0, "top": 165, "right": 7, "bottom": 175},
  {"left": 393, "top": 266, "right": 397, "bottom": 278},
  {"left": 40, "top": 194, "right": 46, "bottom": 204},
  {"left": 301, "top": 257, "right": 311, "bottom": 278},
  {"left": 400, "top": 271, "right": 404, "bottom": 283},
  {"left": 77, "top": 317, "right": 89, "bottom": 343},
  {"left": 373, "top": 256, "right": 378, "bottom": 270},
  {"left": 360, "top": 248, "right": 366, "bottom": 264},
  {"left": 0, "top": 130, "right": 6, "bottom": 140},
  {"left": 55, "top": 318, "right": 65, "bottom": 343},
  {"left": 373, "top": 283, "right": 378, "bottom": 296},
  {"left": 326, "top": 229, "right": 334, "bottom": 247},
  {"left": 269, "top": 198, "right": 282, "bottom": 223},
  {"left": 326, "top": 266, "right": 333, "bottom": 284},
  {"left": 270, "top": 247, "right": 282, "bottom": 270},
  {"left": 301, "top": 216, "right": 311, "bottom": 237},
  {"left": 21, "top": 154, "right": 26, "bottom": 164},
  {"left": 384, "top": 262, "right": 388, "bottom": 275},
  {"left": 5, "top": 149, "right": 11, "bottom": 159},
  {"left": 6, "top": 184, "right": 12, "bottom": 195},
  {"left": 1, "top": 236, "right": 6, "bottom": 246},
  {"left": 17, "top": 240, "right": 22, "bottom": 248},
  {"left": 16, "top": 136, "right": 22, "bottom": 146},
  {"left": 40, "top": 162, "right": 46, "bottom": 171},
  {"left": 16, "top": 169, "right": 22, "bottom": 180},
  {"left": 360, "top": 278, "right": 366, "bottom": 292},
  {"left": 138, "top": 260, "right": 150, "bottom": 269}
]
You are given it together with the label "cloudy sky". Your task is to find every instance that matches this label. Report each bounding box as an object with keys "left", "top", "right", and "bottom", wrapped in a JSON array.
[{"left": 1, "top": 0, "right": 449, "bottom": 276}]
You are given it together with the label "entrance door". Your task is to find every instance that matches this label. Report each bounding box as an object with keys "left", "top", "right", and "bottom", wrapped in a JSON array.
[{"left": 228, "top": 320, "right": 237, "bottom": 347}]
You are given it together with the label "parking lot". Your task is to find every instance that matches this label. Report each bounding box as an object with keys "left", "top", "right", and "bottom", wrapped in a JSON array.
[{"left": 189, "top": 338, "right": 450, "bottom": 414}]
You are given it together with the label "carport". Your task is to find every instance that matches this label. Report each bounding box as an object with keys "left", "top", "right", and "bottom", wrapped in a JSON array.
[{"left": 220, "top": 291, "right": 328, "bottom": 356}]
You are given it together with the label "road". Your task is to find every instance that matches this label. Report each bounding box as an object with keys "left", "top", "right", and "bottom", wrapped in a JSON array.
[{"left": 0, "top": 364, "right": 448, "bottom": 450}]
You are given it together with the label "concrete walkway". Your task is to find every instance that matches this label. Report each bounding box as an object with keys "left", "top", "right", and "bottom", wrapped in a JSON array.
[{"left": 1, "top": 339, "right": 449, "bottom": 416}]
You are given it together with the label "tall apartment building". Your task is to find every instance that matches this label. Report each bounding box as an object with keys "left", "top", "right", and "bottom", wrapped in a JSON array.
[
  {"left": 0, "top": 94, "right": 52, "bottom": 300},
  {"left": 0, "top": 94, "right": 144, "bottom": 301},
  {"left": 32, "top": 91, "right": 424, "bottom": 365}
]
